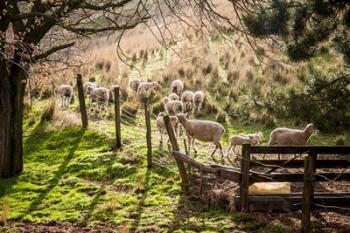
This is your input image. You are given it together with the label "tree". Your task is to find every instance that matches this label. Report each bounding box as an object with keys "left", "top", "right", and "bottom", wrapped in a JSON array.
[
  {"left": 0, "top": 0, "right": 150, "bottom": 178},
  {"left": 240, "top": 0, "right": 350, "bottom": 63}
]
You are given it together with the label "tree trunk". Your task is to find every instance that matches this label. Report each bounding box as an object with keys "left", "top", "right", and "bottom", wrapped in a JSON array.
[{"left": 0, "top": 60, "right": 26, "bottom": 178}]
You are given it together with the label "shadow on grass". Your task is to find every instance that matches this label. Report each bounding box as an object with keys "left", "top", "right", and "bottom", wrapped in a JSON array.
[
  {"left": 130, "top": 169, "right": 151, "bottom": 231},
  {"left": 18, "top": 128, "right": 86, "bottom": 219}
]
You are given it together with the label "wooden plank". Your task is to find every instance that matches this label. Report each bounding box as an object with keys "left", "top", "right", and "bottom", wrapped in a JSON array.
[
  {"left": 250, "top": 146, "right": 350, "bottom": 155},
  {"left": 240, "top": 144, "right": 251, "bottom": 212},
  {"left": 250, "top": 172, "right": 350, "bottom": 182},
  {"left": 172, "top": 151, "right": 216, "bottom": 173},
  {"left": 251, "top": 160, "right": 350, "bottom": 168},
  {"left": 164, "top": 115, "right": 190, "bottom": 192},
  {"left": 113, "top": 86, "right": 121, "bottom": 150},
  {"left": 144, "top": 98, "right": 152, "bottom": 168},
  {"left": 234, "top": 194, "right": 350, "bottom": 212},
  {"left": 76, "top": 74, "right": 88, "bottom": 128}
]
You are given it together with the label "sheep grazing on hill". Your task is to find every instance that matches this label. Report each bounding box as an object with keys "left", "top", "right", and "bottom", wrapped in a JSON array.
[
  {"left": 55, "top": 84, "right": 73, "bottom": 108},
  {"left": 137, "top": 81, "right": 159, "bottom": 99},
  {"left": 227, "top": 132, "right": 263, "bottom": 159},
  {"left": 177, "top": 113, "right": 225, "bottom": 158},
  {"left": 193, "top": 91, "right": 205, "bottom": 113},
  {"left": 268, "top": 124, "right": 319, "bottom": 159},
  {"left": 169, "top": 93, "right": 179, "bottom": 101},
  {"left": 170, "top": 79, "right": 184, "bottom": 96},
  {"left": 129, "top": 79, "right": 141, "bottom": 92},
  {"left": 181, "top": 90, "right": 194, "bottom": 113},
  {"left": 83, "top": 82, "right": 97, "bottom": 96},
  {"left": 156, "top": 112, "right": 178, "bottom": 143},
  {"left": 90, "top": 87, "right": 110, "bottom": 111},
  {"left": 163, "top": 97, "right": 183, "bottom": 115}
]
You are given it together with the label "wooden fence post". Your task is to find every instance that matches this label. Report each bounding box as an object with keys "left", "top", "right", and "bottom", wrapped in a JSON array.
[
  {"left": 164, "top": 115, "right": 190, "bottom": 192},
  {"left": 113, "top": 86, "right": 121, "bottom": 150},
  {"left": 76, "top": 74, "right": 88, "bottom": 128},
  {"left": 240, "top": 144, "right": 251, "bottom": 212},
  {"left": 301, "top": 151, "right": 317, "bottom": 233},
  {"left": 144, "top": 97, "right": 152, "bottom": 168}
]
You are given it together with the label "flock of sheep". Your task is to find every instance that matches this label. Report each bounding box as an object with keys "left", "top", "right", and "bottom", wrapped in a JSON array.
[
  {"left": 130, "top": 79, "right": 320, "bottom": 160},
  {"left": 55, "top": 78, "right": 319, "bottom": 161}
]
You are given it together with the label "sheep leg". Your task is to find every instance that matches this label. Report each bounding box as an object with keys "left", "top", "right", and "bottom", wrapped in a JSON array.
[
  {"left": 210, "top": 144, "right": 218, "bottom": 158},
  {"left": 218, "top": 142, "right": 224, "bottom": 158},
  {"left": 226, "top": 143, "right": 233, "bottom": 157},
  {"left": 187, "top": 135, "right": 191, "bottom": 155},
  {"left": 191, "top": 138, "right": 198, "bottom": 155}
]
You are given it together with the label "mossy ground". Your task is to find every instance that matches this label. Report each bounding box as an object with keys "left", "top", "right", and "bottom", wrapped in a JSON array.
[{"left": 0, "top": 100, "right": 348, "bottom": 233}]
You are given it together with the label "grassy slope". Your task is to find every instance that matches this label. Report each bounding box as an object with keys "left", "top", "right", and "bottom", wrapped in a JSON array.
[{"left": 1, "top": 99, "right": 347, "bottom": 233}]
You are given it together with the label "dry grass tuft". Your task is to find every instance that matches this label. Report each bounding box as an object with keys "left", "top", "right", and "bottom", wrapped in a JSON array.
[
  {"left": 52, "top": 109, "right": 81, "bottom": 128},
  {"left": 1, "top": 196, "right": 9, "bottom": 225},
  {"left": 40, "top": 99, "right": 56, "bottom": 123}
]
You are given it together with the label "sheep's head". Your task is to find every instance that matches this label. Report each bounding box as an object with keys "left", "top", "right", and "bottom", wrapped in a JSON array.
[
  {"left": 304, "top": 123, "right": 319, "bottom": 136},
  {"left": 158, "top": 112, "right": 166, "bottom": 117},
  {"left": 177, "top": 113, "right": 188, "bottom": 124},
  {"left": 169, "top": 93, "right": 179, "bottom": 101},
  {"left": 163, "top": 97, "right": 169, "bottom": 105}
]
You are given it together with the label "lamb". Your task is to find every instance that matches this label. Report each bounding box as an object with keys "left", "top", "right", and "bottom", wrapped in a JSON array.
[
  {"left": 163, "top": 97, "right": 183, "bottom": 115},
  {"left": 268, "top": 124, "right": 319, "bottom": 159},
  {"left": 181, "top": 90, "right": 194, "bottom": 113},
  {"left": 193, "top": 91, "right": 205, "bottom": 113},
  {"left": 177, "top": 113, "right": 225, "bottom": 158},
  {"left": 129, "top": 79, "right": 141, "bottom": 92},
  {"left": 170, "top": 79, "right": 184, "bottom": 96},
  {"left": 55, "top": 84, "right": 73, "bottom": 108},
  {"left": 227, "top": 133, "right": 262, "bottom": 159},
  {"left": 169, "top": 93, "right": 179, "bottom": 101},
  {"left": 156, "top": 112, "right": 178, "bottom": 143},
  {"left": 137, "top": 81, "right": 159, "bottom": 99},
  {"left": 90, "top": 87, "right": 110, "bottom": 111}
]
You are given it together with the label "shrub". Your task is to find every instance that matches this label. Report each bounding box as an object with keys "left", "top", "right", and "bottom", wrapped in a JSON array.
[
  {"left": 261, "top": 112, "right": 276, "bottom": 128},
  {"left": 216, "top": 111, "right": 227, "bottom": 124},
  {"left": 40, "top": 99, "right": 56, "bottom": 123},
  {"left": 335, "top": 135, "right": 346, "bottom": 145},
  {"left": 202, "top": 62, "right": 213, "bottom": 75},
  {"left": 152, "top": 101, "right": 164, "bottom": 115}
]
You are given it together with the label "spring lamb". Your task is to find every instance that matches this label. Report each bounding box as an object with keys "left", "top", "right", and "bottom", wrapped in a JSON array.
[
  {"left": 170, "top": 79, "right": 184, "bottom": 96},
  {"left": 181, "top": 90, "right": 194, "bottom": 113}
]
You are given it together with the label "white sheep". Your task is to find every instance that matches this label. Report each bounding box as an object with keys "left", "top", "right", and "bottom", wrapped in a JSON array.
[
  {"left": 83, "top": 82, "right": 97, "bottom": 96},
  {"left": 177, "top": 113, "right": 225, "bottom": 158},
  {"left": 169, "top": 93, "right": 179, "bottom": 101},
  {"left": 156, "top": 112, "right": 178, "bottom": 143},
  {"left": 129, "top": 79, "right": 141, "bottom": 92},
  {"left": 170, "top": 79, "right": 184, "bottom": 96},
  {"left": 268, "top": 124, "right": 319, "bottom": 159},
  {"left": 227, "top": 133, "right": 262, "bottom": 159},
  {"left": 163, "top": 97, "right": 183, "bottom": 115},
  {"left": 137, "top": 81, "right": 159, "bottom": 99},
  {"left": 55, "top": 84, "right": 73, "bottom": 108},
  {"left": 181, "top": 90, "right": 194, "bottom": 113},
  {"left": 193, "top": 91, "right": 205, "bottom": 113},
  {"left": 90, "top": 87, "right": 110, "bottom": 111}
]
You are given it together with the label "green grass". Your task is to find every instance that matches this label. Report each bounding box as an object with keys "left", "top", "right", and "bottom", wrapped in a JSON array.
[{"left": 1, "top": 99, "right": 348, "bottom": 232}]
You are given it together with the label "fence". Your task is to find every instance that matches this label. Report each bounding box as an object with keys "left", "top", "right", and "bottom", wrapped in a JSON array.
[
  {"left": 74, "top": 76, "right": 350, "bottom": 233},
  {"left": 163, "top": 115, "right": 350, "bottom": 233}
]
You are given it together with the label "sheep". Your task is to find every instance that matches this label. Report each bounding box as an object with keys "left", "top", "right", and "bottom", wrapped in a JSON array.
[
  {"left": 156, "top": 112, "right": 178, "bottom": 144},
  {"left": 137, "top": 81, "right": 159, "bottom": 99},
  {"left": 129, "top": 79, "right": 141, "bottom": 92},
  {"left": 55, "top": 84, "right": 73, "bottom": 108},
  {"left": 226, "top": 133, "right": 262, "bottom": 160},
  {"left": 193, "top": 91, "right": 205, "bottom": 113},
  {"left": 83, "top": 82, "right": 97, "bottom": 96},
  {"left": 181, "top": 90, "right": 194, "bottom": 113},
  {"left": 268, "top": 123, "right": 319, "bottom": 159},
  {"left": 169, "top": 93, "right": 179, "bottom": 101},
  {"left": 177, "top": 113, "right": 225, "bottom": 158},
  {"left": 170, "top": 79, "right": 184, "bottom": 96},
  {"left": 163, "top": 97, "right": 183, "bottom": 115},
  {"left": 90, "top": 87, "right": 110, "bottom": 111}
]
